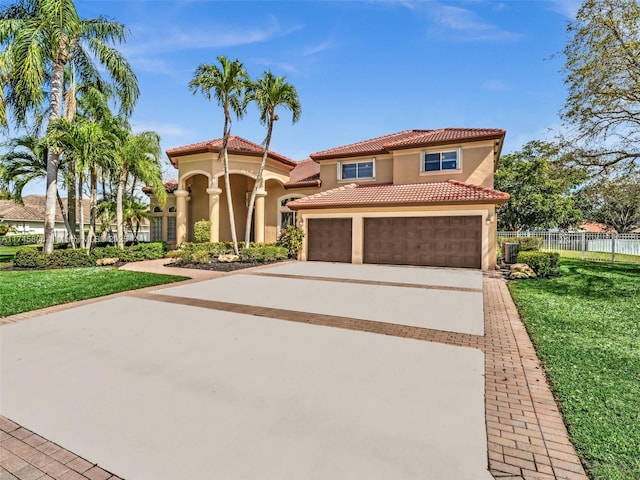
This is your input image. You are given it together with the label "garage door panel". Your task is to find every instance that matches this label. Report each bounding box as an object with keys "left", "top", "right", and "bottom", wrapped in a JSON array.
[
  {"left": 364, "top": 216, "right": 482, "bottom": 269},
  {"left": 308, "top": 218, "right": 352, "bottom": 263}
]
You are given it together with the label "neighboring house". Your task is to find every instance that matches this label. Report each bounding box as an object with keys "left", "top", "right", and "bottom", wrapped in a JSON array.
[
  {"left": 152, "top": 128, "right": 509, "bottom": 270},
  {"left": 579, "top": 221, "right": 616, "bottom": 233},
  {"left": 0, "top": 195, "right": 150, "bottom": 241}
]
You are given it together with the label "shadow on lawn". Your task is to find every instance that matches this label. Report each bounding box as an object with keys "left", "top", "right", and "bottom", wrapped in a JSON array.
[{"left": 518, "top": 259, "right": 640, "bottom": 301}]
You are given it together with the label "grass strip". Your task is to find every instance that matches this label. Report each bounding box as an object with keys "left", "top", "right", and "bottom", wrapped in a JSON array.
[
  {"left": 0, "top": 267, "right": 188, "bottom": 317},
  {"left": 508, "top": 259, "right": 640, "bottom": 479}
]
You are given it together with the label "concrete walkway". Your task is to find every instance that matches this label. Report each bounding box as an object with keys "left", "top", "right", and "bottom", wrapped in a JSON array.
[{"left": 0, "top": 260, "right": 588, "bottom": 480}]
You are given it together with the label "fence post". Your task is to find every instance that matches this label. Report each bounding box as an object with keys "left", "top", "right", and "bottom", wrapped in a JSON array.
[
  {"left": 611, "top": 233, "right": 616, "bottom": 263},
  {"left": 581, "top": 231, "right": 586, "bottom": 260}
]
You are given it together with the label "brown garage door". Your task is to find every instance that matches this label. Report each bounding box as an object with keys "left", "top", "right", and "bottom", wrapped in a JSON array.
[
  {"left": 307, "top": 218, "right": 352, "bottom": 263},
  {"left": 364, "top": 216, "right": 482, "bottom": 269}
]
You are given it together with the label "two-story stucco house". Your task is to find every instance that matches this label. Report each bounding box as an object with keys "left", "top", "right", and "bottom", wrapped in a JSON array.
[{"left": 148, "top": 128, "right": 509, "bottom": 270}]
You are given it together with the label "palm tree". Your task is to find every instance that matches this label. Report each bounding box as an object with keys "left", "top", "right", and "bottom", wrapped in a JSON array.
[
  {"left": 0, "top": 0, "right": 139, "bottom": 253},
  {"left": 189, "top": 56, "right": 248, "bottom": 255},
  {"left": 244, "top": 71, "right": 301, "bottom": 246},
  {"left": 113, "top": 124, "right": 166, "bottom": 248},
  {"left": 48, "top": 117, "right": 116, "bottom": 250},
  {"left": 0, "top": 134, "right": 77, "bottom": 246}
]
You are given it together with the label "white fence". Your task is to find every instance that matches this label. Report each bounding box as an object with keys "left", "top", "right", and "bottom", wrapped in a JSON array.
[{"left": 498, "top": 231, "right": 640, "bottom": 263}]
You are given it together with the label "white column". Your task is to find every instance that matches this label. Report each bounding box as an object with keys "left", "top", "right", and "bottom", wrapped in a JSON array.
[
  {"left": 254, "top": 190, "right": 267, "bottom": 243},
  {"left": 207, "top": 187, "right": 222, "bottom": 242}
]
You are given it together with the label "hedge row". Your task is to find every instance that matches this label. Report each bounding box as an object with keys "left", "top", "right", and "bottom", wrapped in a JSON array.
[
  {"left": 516, "top": 251, "right": 560, "bottom": 278},
  {"left": 168, "top": 241, "right": 287, "bottom": 264},
  {"left": 13, "top": 242, "right": 166, "bottom": 269}
]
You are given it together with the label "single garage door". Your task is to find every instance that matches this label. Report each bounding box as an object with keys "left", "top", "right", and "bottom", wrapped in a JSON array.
[
  {"left": 364, "top": 216, "right": 482, "bottom": 269},
  {"left": 307, "top": 218, "right": 352, "bottom": 263}
]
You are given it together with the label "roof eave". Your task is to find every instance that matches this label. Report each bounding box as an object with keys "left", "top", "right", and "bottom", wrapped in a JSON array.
[
  {"left": 288, "top": 197, "right": 509, "bottom": 211},
  {"left": 386, "top": 133, "right": 506, "bottom": 152},
  {"left": 310, "top": 149, "right": 388, "bottom": 161},
  {"left": 167, "top": 147, "right": 296, "bottom": 169}
]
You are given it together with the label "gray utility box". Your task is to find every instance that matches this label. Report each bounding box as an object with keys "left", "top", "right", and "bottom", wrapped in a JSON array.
[{"left": 504, "top": 242, "right": 520, "bottom": 264}]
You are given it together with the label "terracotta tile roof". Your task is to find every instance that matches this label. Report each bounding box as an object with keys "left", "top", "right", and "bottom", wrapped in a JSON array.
[
  {"left": 166, "top": 136, "right": 296, "bottom": 168},
  {"left": 0, "top": 195, "right": 90, "bottom": 222},
  {"left": 580, "top": 221, "right": 616, "bottom": 233},
  {"left": 310, "top": 128, "right": 506, "bottom": 160},
  {"left": 287, "top": 180, "right": 509, "bottom": 210},
  {"left": 284, "top": 158, "right": 321, "bottom": 189},
  {"left": 143, "top": 179, "right": 178, "bottom": 195}
]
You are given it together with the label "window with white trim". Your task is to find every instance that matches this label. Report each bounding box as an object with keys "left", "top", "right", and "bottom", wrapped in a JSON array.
[
  {"left": 167, "top": 217, "right": 177, "bottom": 243},
  {"left": 278, "top": 195, "right": 303, "bottom": 234},
  {"left": 422, "top": 149, "right": 461, "bottom": 172},
  {"left": 338, "top": 159, "right": 375, "bottom": 180},
  {"left": 150, "top": 217, "right": 162, "bottom": 242}
]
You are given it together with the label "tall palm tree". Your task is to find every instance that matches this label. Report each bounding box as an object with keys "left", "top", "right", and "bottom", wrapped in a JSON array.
[
  {"left": 189, "top": 56, "right": 248, "bottom": 255},
  {"left": 113, "top": 125, "right": 166, "bottom": 248},
  {"left": 244, "top": 71, "right": 301, "bottom": 246},
  {"left": 48, "top": 117, "right": 116, "bottom": 250},
  {"left": 0, "top": 0, "right": 139, "bottom": 253}
]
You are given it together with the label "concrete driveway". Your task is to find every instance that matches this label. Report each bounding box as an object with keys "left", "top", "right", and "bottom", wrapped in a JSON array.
[{"left": 1, "top": 262, "right": 491, "bottom": 480}]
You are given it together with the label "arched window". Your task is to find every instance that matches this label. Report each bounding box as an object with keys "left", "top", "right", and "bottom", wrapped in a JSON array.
[
  {"left": 168, "top": 206, "right": 176, "bottom": 213},
  {"left": 278, "top": 195, "right": 304, "bottom": 233},
  {"left": 153, "top": 206, "right": 162, "bottom": 213}
]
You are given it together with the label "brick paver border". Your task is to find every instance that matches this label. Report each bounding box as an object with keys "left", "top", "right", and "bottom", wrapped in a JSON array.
[
  {"left": 0, "top": 416, "right": 120, "bottom": 480},
  {"left": 1, "top": 264, "right": 588, "bottom": 479}
]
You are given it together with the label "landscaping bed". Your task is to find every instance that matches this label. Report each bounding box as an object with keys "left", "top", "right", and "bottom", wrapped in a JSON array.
[
  {"left": 508, "top": 259, "right": 640, "bottom": 480},
  {"left": 165, "top": 259, "right": 286, "bottom": 272}
]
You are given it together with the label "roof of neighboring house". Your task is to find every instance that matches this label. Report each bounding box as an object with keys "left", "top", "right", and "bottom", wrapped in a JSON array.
[
  {"left": 166, "top": 136, "right": 297, "bottom": 168},
  {"left": 142, "top": 179, "right": 178, "bottom": 195},
  {"left": 287, "top": 180, "right": 510, "bottom": 210},
  {"left": 580, "top": 221, "right": 616, "bottom": 233},
  {"left": 310, "top": 128, "right": 506, "bottom": 160},
  {"left": 0, "top": 195, "right": 90, "bottom": 223},
  {"left": 284, "top": 158, "right": 321, "bottom": 189}
]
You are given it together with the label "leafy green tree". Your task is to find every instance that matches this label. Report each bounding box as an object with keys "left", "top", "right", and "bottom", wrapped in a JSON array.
[
  {"left": 244, "top": 71, "right": 301, "bottom": 246},
  {"left": 495, "top": 141, "right": 587, "bottom": 231},
  {"left": 189, "top": 56, "right": 248, "bottom": 255},
  {"left": 561, "top": 0, "right": 640, "bottom": 170},
  {"left": 577, "top": 174, "right": 640, "bottom": 232},
  {"left": 0, "top": 0, "right": 139, "bottom": 253}
]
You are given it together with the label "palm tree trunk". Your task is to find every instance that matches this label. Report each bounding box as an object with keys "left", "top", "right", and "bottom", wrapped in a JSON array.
[
  {"left": 67, "top": 161, "right": 77, "bottom": 245},
  {"left": 245, "top": 120, "right": 274, "bottom": 246},
  {"left": 78, "top": 173, "right": 85, "bottom": 249},
  {"left": 220, "top": 112, "right": 239, "bottom": 255},
  {"left": 56, "top": 192, "right": 77, "bottom": 249},
  {"left": 116, "top": 167, "right": 126, "bottom": 249},
  {"left": 43, "top": 60, "right": 66, "bottom": 254},
  {"left": 87, "top": 166, "right": 98, "bottom": 251}
]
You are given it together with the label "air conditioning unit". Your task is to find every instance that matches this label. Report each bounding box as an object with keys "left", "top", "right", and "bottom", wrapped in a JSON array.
[{"left": 504, "top": 242, "right": 520, "bottom": 264}]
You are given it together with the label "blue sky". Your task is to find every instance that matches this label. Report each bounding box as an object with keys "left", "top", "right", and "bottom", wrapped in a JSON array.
[{"left": 8, "top": 0, "right": 583, "bottom": 189}]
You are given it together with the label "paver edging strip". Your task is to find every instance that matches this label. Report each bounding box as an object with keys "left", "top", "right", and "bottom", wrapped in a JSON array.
[{"left": 483, "top": 273, "right": 588, "bottom": 479}]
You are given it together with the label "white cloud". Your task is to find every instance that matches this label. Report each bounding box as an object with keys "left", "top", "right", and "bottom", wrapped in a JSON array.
[
  {"left": 301, "top": 40, "right": 335, "bottom": 57},
  {"left": 547, "top": 0, "right": 581, "bottom": 19},
  {"left": 122, "top": 17, "right": 303, "bottom": 57},
  {"left": 131, "top": 121, "right": 190, "bottom": 137},
  {"left": 482, "top": 79, "right": 511, "bottom": 91}
]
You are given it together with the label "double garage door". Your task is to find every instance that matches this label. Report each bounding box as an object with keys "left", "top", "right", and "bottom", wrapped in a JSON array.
[{"left": 307, "top": 216, "right": 482, "bottom": 269}]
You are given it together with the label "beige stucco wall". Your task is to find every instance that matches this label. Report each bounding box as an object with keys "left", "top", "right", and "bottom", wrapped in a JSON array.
[
  {"left": 391, "top": 142, "right": 495, "bottom": 188},
  {"left": 296, "top": 204, "right": 498, "bottom": 270}
]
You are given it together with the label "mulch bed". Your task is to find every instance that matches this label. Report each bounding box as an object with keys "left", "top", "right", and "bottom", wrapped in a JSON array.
[{"left": 165, "top": 260, "right": 285, "bottom": 272}]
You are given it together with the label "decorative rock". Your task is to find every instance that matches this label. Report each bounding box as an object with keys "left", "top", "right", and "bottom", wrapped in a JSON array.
[
  {"left": 509, "top": 263, "right": 536, "bottom": 279},
  {"left": 96, "top": 257, "right": 119, "bottom": 266},
  {"left": 218, "top": 254, "right": 240, "bottom": 263}
]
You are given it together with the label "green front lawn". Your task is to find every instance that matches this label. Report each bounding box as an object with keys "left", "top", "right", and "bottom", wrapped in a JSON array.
[
  {"left": 508, "top": 259, "right": 640, "bottom": 480},
  {"left": 548, "top": 248, "right": 640, "bottom": 265},
  {"left": 0, "top": 268, "right": 188, "bottom": 317},
  {"left": 0, "top": 245, "right": 25, "bottom": 264}
]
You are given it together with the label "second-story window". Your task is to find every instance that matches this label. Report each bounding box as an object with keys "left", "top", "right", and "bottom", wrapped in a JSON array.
[
  {"left": 422, "top": 149, "right": 460, "bottom": 172},
  {"left": 339, "top": 160, "right": 375, "bottom": 180}
]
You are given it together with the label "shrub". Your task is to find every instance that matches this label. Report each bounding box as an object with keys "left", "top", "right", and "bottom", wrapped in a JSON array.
[
  {"left": 0, "top": 223, "right": 17, "bottom": 236},
  {"left": 13, "top": 248, "right": 46, "bottom": 268},
  {"left": 277, "top": 225, "right": 305, "bottom": 258},
  {"left": 241, "top": 244, "right": 288, "bottom": 263},
  {"left": 14, "top": 248, "right": 93, "bottom": 269},
  {"left": 0, "top": 234, "right": 43, "bottom": 246},
  {"left": 168, "top": 242, "right": 231, "bottom": 263},
  {"left": 92, "top": 242, "right": 166, "bottom": 263},
  {"left": 516, "top": 251, "right": 560, "bottom": 278},
  {"left": 193, "top": 220, "right": 212, "bottom": 243}
]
